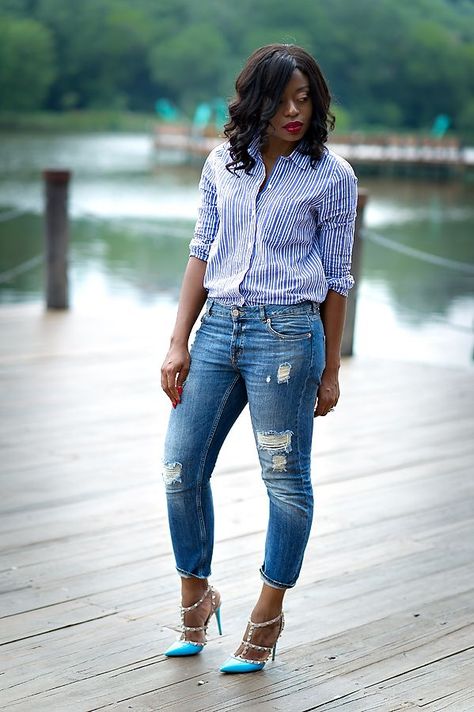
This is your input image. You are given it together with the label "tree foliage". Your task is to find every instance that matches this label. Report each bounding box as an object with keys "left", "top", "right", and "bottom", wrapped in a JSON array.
[
  {"left": 0, "top": 0, "right": 473, "bottom": 134},
  {"left": 0, "top": 14, "right": 55, "bottom": 110}
]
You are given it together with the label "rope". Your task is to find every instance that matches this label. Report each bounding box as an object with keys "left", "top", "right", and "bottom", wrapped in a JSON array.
[
  {"left": 75, "top": 212, "right": 192, "bottom": 239},
  {"left": 0, "top": 208, "right": 28, "bottom": 223},
  {"left": 0, "top": 255, "right": 42, "bottom": 284},
  {"left": 362, "top": 228, "right": 474, "bottom": 275}
]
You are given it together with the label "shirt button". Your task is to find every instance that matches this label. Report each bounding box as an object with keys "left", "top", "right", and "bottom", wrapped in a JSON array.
[{"left": 231, "top": 308, "right": 239, "bottom": 317}]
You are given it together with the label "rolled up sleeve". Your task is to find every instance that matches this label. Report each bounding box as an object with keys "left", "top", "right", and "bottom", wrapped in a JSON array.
[
  {"left": 316, "top": 163, "right": 358, "bottom": 296},
  {"left": 189, "top": 151, "right": 219, "bottom": 261}
]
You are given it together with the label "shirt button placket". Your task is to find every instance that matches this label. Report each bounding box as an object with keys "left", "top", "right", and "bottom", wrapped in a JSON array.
[{"left": 249, "top": 205, "right": 257, "bottom": 246}]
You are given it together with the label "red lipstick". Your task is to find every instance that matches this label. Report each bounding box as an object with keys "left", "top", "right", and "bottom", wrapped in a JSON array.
[{"left": 283, "top": 121, "right": 303, "bottom": 134}]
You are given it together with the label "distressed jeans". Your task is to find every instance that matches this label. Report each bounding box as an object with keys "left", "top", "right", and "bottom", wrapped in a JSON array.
[{"left": 162, "top": 299, "right": 326, "bottom": 589}]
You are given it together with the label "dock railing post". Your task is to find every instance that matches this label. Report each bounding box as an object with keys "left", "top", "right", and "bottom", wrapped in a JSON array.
[
  {"left": 43, "top": 169, "right": 71, "bottom": 310},
  {"left": 341, "top": 188, "right": 369, "bottom": 357}
]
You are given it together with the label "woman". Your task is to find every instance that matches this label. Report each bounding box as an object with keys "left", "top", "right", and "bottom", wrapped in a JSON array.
[{"left": 160, "top": 43, "right": 357, "bottom": 673}]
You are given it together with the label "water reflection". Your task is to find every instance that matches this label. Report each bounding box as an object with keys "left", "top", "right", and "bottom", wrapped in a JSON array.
[
  {"left": 0, "top": 133, "right": 155, "bottom": 174},
  {"left": 0, "top": 132, "right": 472, "bottom": 367}
]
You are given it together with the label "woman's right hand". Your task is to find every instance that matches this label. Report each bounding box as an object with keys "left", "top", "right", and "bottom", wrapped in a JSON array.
[
  {"left": 161, "top": 343, "right": 191, "bottom": 407},
  {"left": 159, "top": 257, "right": 208, "bottom": 407}
]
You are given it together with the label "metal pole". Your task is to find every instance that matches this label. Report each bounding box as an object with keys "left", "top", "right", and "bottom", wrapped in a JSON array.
[
  {"left": 341, "top": 188, "right": 369, "bottom": 357},
  {"left": 43, "top": 169, "right": 71, "bottom": 309}
]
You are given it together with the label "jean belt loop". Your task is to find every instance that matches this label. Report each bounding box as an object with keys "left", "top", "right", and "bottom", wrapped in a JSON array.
[
  {"left": 259, "top": 305, "right": 267, "bottom": 322},
  {"left": 207, "top": 299, "right": 214, "bottom": 316}
]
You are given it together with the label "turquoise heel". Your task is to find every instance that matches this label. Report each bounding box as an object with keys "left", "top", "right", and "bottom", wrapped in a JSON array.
[
  {"left": 164, "top": 585, "right": 222, "bottom": 657},
  {"left": 215, "top": 604, "right": 223, "bottom": 635},
  {"left": 219, "top": 611, "right": 284, "bottom": 673}
]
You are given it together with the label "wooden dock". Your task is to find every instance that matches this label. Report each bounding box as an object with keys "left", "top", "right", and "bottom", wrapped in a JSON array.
[
  {"left": 1, "top": 302, "right": 473, "bottom": 712},
  {"left": 153, "top": 126, "right": 474, "bottom": 173}
]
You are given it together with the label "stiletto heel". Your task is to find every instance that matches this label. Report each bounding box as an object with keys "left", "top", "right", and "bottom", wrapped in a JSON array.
[
  {"left": 219, "top": 611, "right": 284, "bottom": 673},
  {"left": 215, "top": 605, "right": 223, "bottom": 635},
  {"left": 164, "top": 584, "right": 222, "bottom": 657}
]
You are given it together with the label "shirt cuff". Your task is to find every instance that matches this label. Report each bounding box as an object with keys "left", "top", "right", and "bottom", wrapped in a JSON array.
[
  {"left": 326, "top": 274, "right": 355, "bottom": 297},
  {"left": 189, "top": 240, "right": 210, "bottom": 262}
]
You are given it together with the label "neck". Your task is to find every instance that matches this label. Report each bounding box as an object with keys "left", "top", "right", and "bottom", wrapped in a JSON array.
[{"left": 262, "top": 136, "right": 298, "bottom": 160}]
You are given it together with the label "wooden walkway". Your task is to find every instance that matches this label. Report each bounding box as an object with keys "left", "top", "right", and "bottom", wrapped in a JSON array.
[
  {"left": 153, "top": 127, "right": 474, "bottom": 171},
  {"left": 1, "top": 302, "right": 473, "bottom": 712}
]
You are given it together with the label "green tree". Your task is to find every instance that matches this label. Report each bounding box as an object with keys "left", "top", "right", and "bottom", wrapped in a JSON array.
[
  {"left": 149, "top": 24, "right": 229, "bottom": 111},
  {"left": 0, "top": 15, "right": 55, "bottom": 110},
  {"left": 35, "top": 0, "right": 154, "bottom": 109},
  {"left": 0, "top": 0, "right": 473, "bottom": 137}
]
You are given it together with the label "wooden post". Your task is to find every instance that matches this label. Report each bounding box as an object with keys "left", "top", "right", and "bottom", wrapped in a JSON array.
[
  {"left": 341, "top": 188, "right": 369, "bottom": 357},
  {"left": 43, "top": 169, "right": 71, "bottom": 310}
]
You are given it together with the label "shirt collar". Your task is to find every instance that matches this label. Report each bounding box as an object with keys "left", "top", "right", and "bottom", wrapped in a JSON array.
[{"left": 248, "top": 134, "right": 311, "bottom": 171}]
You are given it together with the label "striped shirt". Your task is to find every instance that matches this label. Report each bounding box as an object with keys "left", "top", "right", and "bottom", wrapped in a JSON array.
[{"left": 189, "top": 135, "right": 358, "bottom": 305}]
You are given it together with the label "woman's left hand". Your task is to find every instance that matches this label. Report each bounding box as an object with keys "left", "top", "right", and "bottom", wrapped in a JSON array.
[{"left": 314, "top": 367, "right": 340, "bottom": 417}]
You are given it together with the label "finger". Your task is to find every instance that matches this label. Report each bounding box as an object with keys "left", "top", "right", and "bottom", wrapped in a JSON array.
[
  {"left": 315, "top": 406, "right": 329, "bottom": 417},
  {"left": 176, "top": 362, "right": 190, "bottom": 390},
  {"left": 314, "top": 399, "right": 329, "bottom": 417},
  {"left": 161, "top": 377, "right": 176, "bottom": 406},
  {"left": 314, "top": 395, "right": 337, "bottom": 417},
  {"left": 172, "top": 362, "right": 190, "bottom": 404},
  {"left": 161, "top": 364, "right": 179, "bottom": 406},
  {"left": 315, "top": 387, "right": 331, "bottom": 416},
  {"left": 160, "top": 368, "right": 172, "bottom": 401},
  {"left": 168, "top": 370, "right": 181, "bottom": 405},
  {"left": 173, "top": 356, "right": 191, "bottom": 406}
]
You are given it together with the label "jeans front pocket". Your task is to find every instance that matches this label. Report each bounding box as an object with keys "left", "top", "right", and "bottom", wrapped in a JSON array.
[{"left": 265, "top": 313, "right": 312, "bottom": 340}]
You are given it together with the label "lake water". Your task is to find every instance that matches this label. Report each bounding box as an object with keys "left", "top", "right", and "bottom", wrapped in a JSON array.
[{"left": 0, "top": 132, "right": 473, "bottom": 367}]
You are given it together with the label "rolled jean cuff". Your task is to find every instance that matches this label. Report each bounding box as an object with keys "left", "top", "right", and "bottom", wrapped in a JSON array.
[
  {"left": 259, "top": 567, "right": 295, "bottom": 590},
  {"left": 176, "top": 566, "right": 211, "bottom": 580}
]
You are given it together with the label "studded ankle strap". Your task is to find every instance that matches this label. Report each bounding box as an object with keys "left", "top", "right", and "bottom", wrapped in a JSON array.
[
  {"left": 236, "top": 611, "right": 285, "bottom": 663},
  {"left": 180, "top": 585, "right": 213, "bottom": 613},
  {"left": 178, "top": 585, "right": 219, "bottom": 642},
  {"left": 248, "top": 611, "right": 284, "bottom": 628}
]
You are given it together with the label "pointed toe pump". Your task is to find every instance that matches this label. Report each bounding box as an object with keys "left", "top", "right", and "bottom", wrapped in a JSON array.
[
  {"left": 164, "top": 584, "right": 222, "bottom": 657},
  {"left": 219, "top": 611, "right": 284, "bottom": 673}
]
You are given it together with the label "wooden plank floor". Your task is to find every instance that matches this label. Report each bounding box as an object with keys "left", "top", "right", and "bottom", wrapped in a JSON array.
[{"left": 0, "top": 302, "right": 473, "bottom": 712}]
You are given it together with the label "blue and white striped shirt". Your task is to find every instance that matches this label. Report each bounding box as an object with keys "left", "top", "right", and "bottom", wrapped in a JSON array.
[{"left": 189, "top": 136, "right": 358, "bottom": 305}]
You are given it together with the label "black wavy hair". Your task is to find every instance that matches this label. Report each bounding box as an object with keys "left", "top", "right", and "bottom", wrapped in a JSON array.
[{"left": 224, "top": 44, "right": 335, "bottom": 174}]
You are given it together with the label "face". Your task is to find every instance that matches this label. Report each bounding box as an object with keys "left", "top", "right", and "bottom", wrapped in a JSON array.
[{"left": 267, "top": 68, "right": 313, "bottom": 149}]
